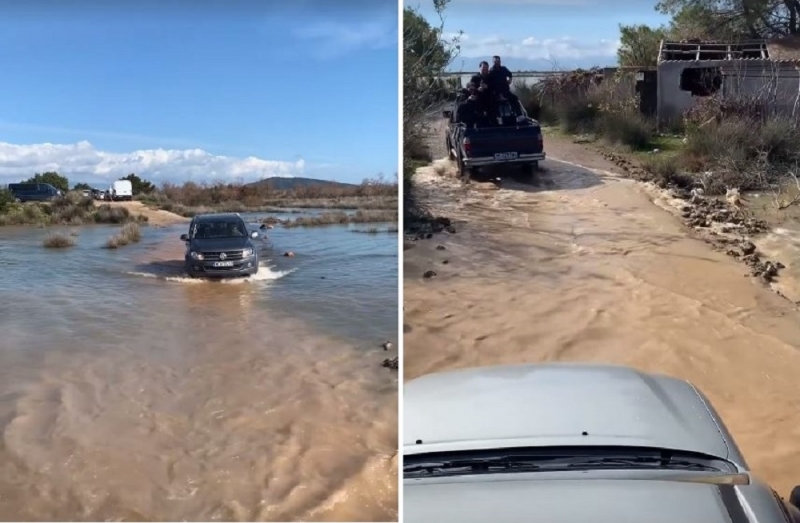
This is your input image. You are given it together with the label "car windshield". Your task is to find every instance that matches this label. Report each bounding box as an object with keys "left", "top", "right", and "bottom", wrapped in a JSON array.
[
  {"left": 193, "top": 220, "right": 247, "bottom": 239},
  {"left": 403, "top": 446, "right": 737, "bottom": 479}
]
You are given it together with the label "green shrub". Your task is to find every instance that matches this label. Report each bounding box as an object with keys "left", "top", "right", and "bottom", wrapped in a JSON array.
[
  {"left": 0, "top": 188, "right": 14, "bottom": 211},
  {"left": 640, "top": 155, "right": 694, "bottom": 188},
  {"left": 43, "top": 232, "right": 75, "bottom": 249},
  {"left": 94, "top": 204, "right": 130, "bottom": 224},
  {"left": 556, "top": 98, "right": 600, "bottom": 134},
  {"left": 597, "top": 111, "right": 654, "bottom": 150},
  {"left": 105, "top": 222, "right": 141, "bottom": 248}
]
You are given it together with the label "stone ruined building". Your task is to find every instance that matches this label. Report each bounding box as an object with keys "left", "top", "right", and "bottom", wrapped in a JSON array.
[{"left": 655, "top": 36, "right": 800, "bottom": 127}]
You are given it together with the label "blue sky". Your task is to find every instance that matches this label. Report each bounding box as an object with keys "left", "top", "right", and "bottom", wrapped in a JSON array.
[
  {"left": 407, "top": 0, "right": 670, "bottom": 71},
  {"left": 0, "top": 0, "right": 398, "bottom": 186}
]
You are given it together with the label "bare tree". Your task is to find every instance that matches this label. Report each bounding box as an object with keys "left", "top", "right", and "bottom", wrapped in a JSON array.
[
  {"left": 771, "top": 167, "right": 800, "bottom": 210},
  {"left": 403, "top": 0, "right": 461, "bottom": 178}
]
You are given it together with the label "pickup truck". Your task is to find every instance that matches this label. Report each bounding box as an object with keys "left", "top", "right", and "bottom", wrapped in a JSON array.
[{"left": 443, "top": 97, "right": 546, "bottom": 182}]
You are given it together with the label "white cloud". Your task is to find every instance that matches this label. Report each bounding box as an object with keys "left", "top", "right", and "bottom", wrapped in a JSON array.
[
  {"left": 0, "top": 141, "right": 305, "bottom": 185},
  {"left": 294, "top": 19, "right": 397, "bottom": 59},
  {"left": 454, "top": 33, "right": 620, "bottom": 63}
]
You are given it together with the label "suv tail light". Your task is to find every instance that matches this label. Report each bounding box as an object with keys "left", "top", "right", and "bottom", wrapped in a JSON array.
[{"left": 463, "top": 137, "right": 472, "bottom": 156}]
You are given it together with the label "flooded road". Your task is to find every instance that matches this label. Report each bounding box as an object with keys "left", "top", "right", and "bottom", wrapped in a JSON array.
[
  {"left": 404, "top": 137, "right": 800, "bottom": 499},
  {"left": 0, "top": 212, "right": 398, "bottom": 521}
]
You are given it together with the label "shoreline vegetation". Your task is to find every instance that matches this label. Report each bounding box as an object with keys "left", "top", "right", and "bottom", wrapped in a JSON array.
[
  {"left": 138, "top": 174, "right": 397, "bottom": 218},
  {"left": 1, "top": 173, "right": 398, "bottom": 228},
  {"left": 1, "top": 191, "right": 147, "bottom": 227}
]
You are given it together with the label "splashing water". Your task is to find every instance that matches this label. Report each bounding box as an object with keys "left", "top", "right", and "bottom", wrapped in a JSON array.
[{"left": 125, "top": 262, "right": 294, "bottom": 284}]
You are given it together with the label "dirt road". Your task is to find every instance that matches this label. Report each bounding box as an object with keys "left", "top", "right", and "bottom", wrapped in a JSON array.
[
  {"left": 105, "top": 200, "right": 188, "bottom": 226},
  {"left": 404, "top": 135, "right": 800, "bottom": 497}
]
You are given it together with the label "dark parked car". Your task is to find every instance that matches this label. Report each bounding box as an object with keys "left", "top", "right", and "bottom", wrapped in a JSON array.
[
  {"left": 180, "top": 213, "right": 260, "bottom": 278},
  {"left": 7, "top": 183, "right": 62, "bottom": 202}
]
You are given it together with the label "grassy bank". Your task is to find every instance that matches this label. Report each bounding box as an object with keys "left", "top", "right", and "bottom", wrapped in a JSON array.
[
  {"left": 351, "top": 226, "right": 399, "bottom": 234},
  {"left": 137, "top": 178, "right": 398, "bottom": 217},
  {"left": 279, "top": 209, "right": 398, "bottom": 228},
  {"left": 0, "top": 191, "right": 148, "bottom": 227},
  {"left": 518, "top": 70, "right": 800, "bottom": 200}
]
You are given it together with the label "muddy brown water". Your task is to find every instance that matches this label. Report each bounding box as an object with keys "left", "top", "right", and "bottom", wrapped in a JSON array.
[
  {"left": 404, "top": 137, "right": 800, "bottom": 499},
  {"left": 0, "top": 216, "right": 398, "bottom": 521}
]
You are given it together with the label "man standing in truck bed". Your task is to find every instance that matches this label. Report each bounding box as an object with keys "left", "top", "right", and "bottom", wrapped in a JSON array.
[
  {"left": 469, "top": 61, "right": 495, "bottom": 119},
  {"left": 489, "top": 55, "right": 523, "bottom": 115}
]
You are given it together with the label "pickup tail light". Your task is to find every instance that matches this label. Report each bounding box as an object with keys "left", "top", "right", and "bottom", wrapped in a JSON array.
[{"left": 463, "top": 137, "right": 472, "bottom": 156}]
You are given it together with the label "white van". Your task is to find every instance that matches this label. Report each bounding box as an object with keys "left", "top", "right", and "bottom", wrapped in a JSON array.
[{"left": 107, "top": 179, "right": 133, "bottom": 201}]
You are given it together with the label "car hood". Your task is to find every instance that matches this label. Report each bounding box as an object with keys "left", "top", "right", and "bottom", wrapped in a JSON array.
[
  {"left": 404, "top": 475, "right": 770, "bottom": 523},
  {"left": 190, "top": 237, "right": 251, "bottom": 251},
  {"left": 404, "top": 363, "right": 734, "bottom": 461}
]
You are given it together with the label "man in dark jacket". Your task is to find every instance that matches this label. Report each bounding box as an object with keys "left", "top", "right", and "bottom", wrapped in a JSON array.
[
  {"left": 456, "top": 83, "right": 484, "bottom": 127},
  {"left": 469, "top": 61, "right": 492, "bottom": 94},
  {"left": 489, "top": 55, "right": 512, "bottom": 91},
  {"left": 489, "top": 55, "right": 522, "bottom": 114},
  {"left": 469, "top": 61, "right": 496, "bottom": 119}
]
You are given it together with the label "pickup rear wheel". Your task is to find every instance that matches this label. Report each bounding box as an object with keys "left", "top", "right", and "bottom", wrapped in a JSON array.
[
  {"left": 458, "top": 157, "right": 470, "bottom": 182},
  {"left": 446, "top": 136, "right": 456, "bottom": 161},
  {"left": 519, "top": 162, "right": 538, "bottom": 184}
]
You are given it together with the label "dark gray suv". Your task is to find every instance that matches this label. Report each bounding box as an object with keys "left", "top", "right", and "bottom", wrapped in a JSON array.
[{"left": 180, "top": 213, "right": 260, "bottom": 278}]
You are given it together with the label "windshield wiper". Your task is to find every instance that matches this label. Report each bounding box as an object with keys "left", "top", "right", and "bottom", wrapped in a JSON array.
[
  {"left": 404, "top": 453, "right": 724, "bottom": 478},
  {"left": 566, "top": 456, "right": 720, "bottom": 472},
  {"left": 404, "top": 457, "right": 545, "bottom": 477}
]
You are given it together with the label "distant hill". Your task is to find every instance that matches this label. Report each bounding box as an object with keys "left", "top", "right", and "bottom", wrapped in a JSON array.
[{"left": 247, "top": 176, "right": 357, "bottom": 190}]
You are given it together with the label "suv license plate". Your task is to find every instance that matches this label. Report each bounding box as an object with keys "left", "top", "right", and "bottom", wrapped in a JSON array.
[
  {"left": 213, "top": 261, "right": 234, "bottom": 267},
  {"left": 495, "top": 152, "right": 518, "bottom": 160}
]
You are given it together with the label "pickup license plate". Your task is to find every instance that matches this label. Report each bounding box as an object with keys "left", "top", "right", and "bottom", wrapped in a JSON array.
[
  {"left": 213, "top": 261, "right": 234, "bottom": 267},
  {"left": 495, "top": 152, "right": 518, "bottom": 160}
]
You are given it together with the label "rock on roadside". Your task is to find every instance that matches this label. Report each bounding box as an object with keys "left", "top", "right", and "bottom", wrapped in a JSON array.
[{"left": 597, "top": 148, "right": 785, "bottom": 286}]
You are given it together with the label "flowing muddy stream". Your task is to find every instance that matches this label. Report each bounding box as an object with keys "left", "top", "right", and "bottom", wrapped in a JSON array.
[
  {"left": 0, "top": 213, "right": 398, "bottom": 521},
  {"left": 740, "top": 191, "right": 800, "bottom": 303},
  {"left": 404, "top": 136, "right": 800, "bottom": 498}
]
